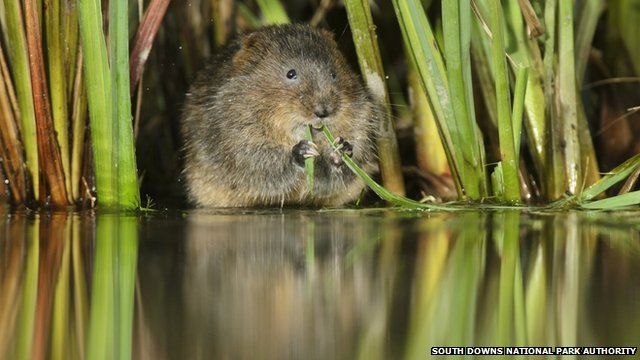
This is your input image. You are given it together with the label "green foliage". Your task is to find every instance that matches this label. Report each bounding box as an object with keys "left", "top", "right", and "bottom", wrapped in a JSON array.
[{"left": 78, "top": 0, "right": 139, "bottom": 208}]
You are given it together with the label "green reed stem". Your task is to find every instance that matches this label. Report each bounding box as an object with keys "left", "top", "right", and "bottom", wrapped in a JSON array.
[
  {"left": 443, "top": 0, "right": 486, "bottom": 199},
  {"left": 511, "top": 67, "right": 528, "bottom": 159},
  {"left": 407, "top": 52, "right": 449, "bottom": 176},
  {"left": 256, "top": 0, "right": 290, "bottom": 24},
  {"left": 3, "top": 0, "right": 39, "bottom": 199},
  {"left": 543, "top": 0, "right": 565, "bottom": 200},
  {"left": 304, "top": 125, "right": 314, "bottom": 195},
  {"left": 579, "top": 153, "right": 640, "bottom": 202},
  {"left": 558, "top": 0, "right": 581, "bottom": 194},
  {"left": 70, "top": 52, "right": 87, "bottom": 202},
  {"left": 110, "top": 0, "right": 140, "bottom": 208},
  {"left": 345, "top": 0, "right": 406, "bottom": 196},
  {"left": 575, "top": 0, "right": 605, "bottom": 85},
  {"left": 45, "top": 0, "right": 72, "bottom": 196},
  {"left": 322, "top": 126, "right": 452, "bottom": 211},
  {"left": 488, "top": 0, "right": 519, "bottom": 202},
  {"left": 393, "top": 0, "right": 483, "bottom": 199},
  {"left": 79, "top": 0, "right": 115, "bottom": 206}
]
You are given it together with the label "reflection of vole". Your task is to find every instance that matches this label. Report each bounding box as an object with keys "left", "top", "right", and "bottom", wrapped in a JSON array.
[{"left": 181, "top": 24, "right": 379, "bottom": 207}]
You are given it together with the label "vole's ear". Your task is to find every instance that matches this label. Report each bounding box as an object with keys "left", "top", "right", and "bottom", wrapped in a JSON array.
[
  {"left": 318, "top": 28, "right": 335, "bottom": 41},
  {"left": 240, "top": 31, "right": 261, "bottom": 50},
  {"left": 232, "top": 31, "right": 261, "bottom": 69}
]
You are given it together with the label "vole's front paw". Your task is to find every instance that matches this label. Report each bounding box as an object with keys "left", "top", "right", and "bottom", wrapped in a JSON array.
[
  {"left": 292, "top": 140, "right": 320, "bottom": 166},
  {"left": 330, "top": 137, "right": 353, "bottom": 167}
]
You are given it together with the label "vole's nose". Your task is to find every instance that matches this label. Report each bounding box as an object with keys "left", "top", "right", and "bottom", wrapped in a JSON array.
[
  {"left": 314, "top": 104, "right": 333, "bottom": 119},
  {"left": 314, "top": 106, "right": 330, "bottom": 119}
]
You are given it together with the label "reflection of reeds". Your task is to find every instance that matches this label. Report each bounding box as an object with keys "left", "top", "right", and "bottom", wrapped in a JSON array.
[
  {"left": 0, "top": 212, "right": 26, "bottom": 358},
  {"left": 0, "top": 212, "right": 138, "bottom": 359},
  {"left": 85, "top": 215, "right": 138, "bottom": 360}
]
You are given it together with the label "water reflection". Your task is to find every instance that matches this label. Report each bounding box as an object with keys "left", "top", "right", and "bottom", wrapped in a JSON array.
[{"left": 0, "top": 208, "right": 639, "bottom": 359}]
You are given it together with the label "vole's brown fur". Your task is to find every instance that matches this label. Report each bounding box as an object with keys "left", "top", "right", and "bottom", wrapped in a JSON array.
[{"left": 181, "top": 24, "right": 379, "bottom": 207}]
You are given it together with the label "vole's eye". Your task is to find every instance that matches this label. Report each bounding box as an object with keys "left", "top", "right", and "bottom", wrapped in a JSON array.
[
  {"left": 331, "top": 72, "right": 337, "bottom": 80},
  {"left": 286, "top": 69, "right": 297, "bottom": 80}
]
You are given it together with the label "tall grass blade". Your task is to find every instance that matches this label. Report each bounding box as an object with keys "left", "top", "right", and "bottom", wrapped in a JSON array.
[
  {"left": 516, "top": 0, "right": 544, "bottom": 37},
  {"left": 129, "top": 0, "right": 171, "bottom": 93},
  {"left": 304, "top": 125, "right": 314, "bottom": 195},
  {"left": 345, "top": 0, "right": 406, "bottom": 196},
  {"left": 579, "top": 153, "right": 640, "bottom": 201},
  {"left": 487, "top": 0, "right": 519, "bottom": 202},
  {"left": 45, "top": 0, "right": 72, "bottom": 197},
  {"left": 575, "top": 0, "right": 605, "bottom": 85},
  {"left": 582, "top": 190, "right": 640, "bottom": 210},
  {"left": 110, "top": 0, "right": 140, "bottom": 207},
  {"left": 511, "top": 67, "right": 528, "bottom": 158},
  {"left": 3, "top": 0, "right": 40, "bottom": 200},
  {"left": 557, "top": 0, "right": 581, "bottom": 194},
  {"left": 442, "top": 0, "right": 485, "bottom": 199},
  {"left": 211, "top": 0, "right": 234, "bottom": 46},
  {"left": 70, "top": 52, "right": 87, "bottom": 202},
  {"left": 256, "top": 0, "right": 290, "bottom": 25},
  {"left": 79, "top": 0, "right": 115, "bottom": 206},
  {"left": 236, "top": 2, "right": 261, "bottom": 29},
  {"left": 62, "top": 0, "right": 80, "bottom": 96},
  {"left": 502, "top": 0, "right": 548, "bottom": 195},
  {"left": 542, "top": 0, "right": 565, "bottom": 200},
  {"left": 392, "top": 0, "right": 475, "bottom": 199},
  {"left": 407, "top": 55, "right": 449, "bottom": 176},
  {"left": 24, "top": 0, "right": 69, "bottom": 205},
  {"left": 322, "top": 126, "right": 451, "bottom": 211},
  {"left": 0, "top": 44, "right": 25, "bottom": 203}
]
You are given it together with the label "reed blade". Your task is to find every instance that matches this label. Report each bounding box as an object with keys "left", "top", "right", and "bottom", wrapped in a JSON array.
[
  {"left": 110, "top": 0, "right": 140, "bottom": 207},
  {"left": 579, "top": 153, "right": 640, "bottom": 202},
  {"left": 575, "top": 0, "right": 605, "bottom": 85},
  {"left": 211, "top": 0, "right": 234, "bottom": 46},
  {"left": 407, "top": 54, "right": 449, "bottom": 176},
  {"left": 487, "top": 0, "right": 519, "bottom": 202},
  {"left": 345, "top": 0, "right": 406, "bottom": 196},
  {"left": 78, "top": 0, "right": 115, "bottom": 205},
  {"left": 3, "top": 0, "right": 40, "bottom": 200},
  {"left": 582, "top": 190, "right": 640, "bottom": 210},
  {"left": 322, "top": 126, "right": 453, "bottom": 211},
  {"left": 304, "top": 125, "right": 315, "bottom": 195},
  {"left": 0, "top": 43, "right": 25, "bottom": 203},
  {"left": 393, "top": 0, "right": 477, "bottom": 199},
  {"left": 129, "top": 0, "right": 171, "bottom": 93},
  {"left": 442, "top": 0, "right": 486, "bottom": 199},
  {"left": 256, "top": 0, "right": 290, "bottom": 24},
  {"left": 70, "top": 51, "right": 87, "bottom": 202},
  {"left": 45, "top": 0, "right": 72, "bottom": 197},
  {"left": 25, "top": 0, "right": 69, "bottom": 206}
]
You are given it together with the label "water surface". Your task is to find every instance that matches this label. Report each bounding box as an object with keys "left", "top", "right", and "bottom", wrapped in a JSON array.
[{"left": 0, "top": 207, "right": 639, "bottom": 359}]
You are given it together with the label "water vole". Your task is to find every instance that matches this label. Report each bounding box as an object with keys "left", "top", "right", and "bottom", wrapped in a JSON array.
[{"left": 181, "top": 24, "right": 379, "bottom": 207}]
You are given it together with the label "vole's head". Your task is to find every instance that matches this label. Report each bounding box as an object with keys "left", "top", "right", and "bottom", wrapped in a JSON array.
[{"left": 231, "top": 24, "right": 366, "bottom": 133}]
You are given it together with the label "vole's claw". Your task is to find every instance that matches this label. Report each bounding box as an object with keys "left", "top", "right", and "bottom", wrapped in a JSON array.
[
  {"left": 330, "top": 137, "right": 353, "bottom": 167},
  {"left": 292, "top": 140, "right": 319, "bottom": 166}
]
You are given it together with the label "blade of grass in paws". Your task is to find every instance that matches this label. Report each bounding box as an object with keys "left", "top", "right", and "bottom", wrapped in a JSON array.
[
  {"left": 321, "top": 126, "right": 453, "bottom": 211},
  {"left": 305, "top": 125, "right": 314, "bottom": 195}
]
